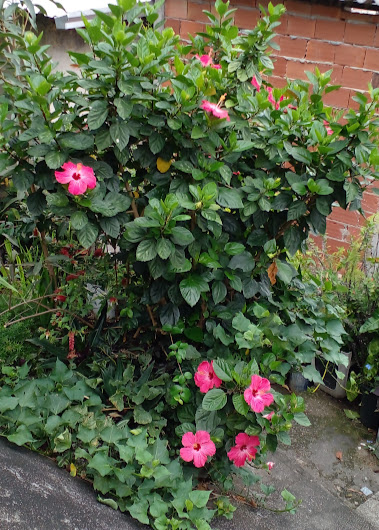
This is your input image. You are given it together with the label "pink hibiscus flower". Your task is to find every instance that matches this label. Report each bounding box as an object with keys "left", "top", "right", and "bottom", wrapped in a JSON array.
[
  {"left": 194, "top": 360, "right": 222, "bottom": 393},
  {"left": 195, "top": 53, "right": 221, "bottom": 69},
  {"left": 267, "top": 461, "right": 275, "bottom": 470},
  {"left": 251, "top": 76, "right": 261, "bottom": 92},
  {"left": 244, "top": 374, "right": 274, "bottom": 413},
  {"left": 267, "top": 87, "right": 285, "bottom": 110},
  {"left": 263, "top": 411, "right": 274, "bottom": 421},
  {"left": 180, "top": 431, "right": 216, "bottom": 468},
  {"left": 323, "top": 120, "right": 333, "bottom": 136},
  {"left": 201, "top": 99, "right": 230, "bottom": 121},
  {"left": 55, "top": 162, "right": 96, "bottom": 195},
  {"left": 227, "top": 433, "right": 260, "bottom": 468}
]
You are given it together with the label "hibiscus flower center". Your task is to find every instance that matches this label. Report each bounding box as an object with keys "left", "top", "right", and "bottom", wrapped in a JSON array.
[
  {"left": 240, "top": 445, "right": 247, "bottom": 451},
  {"left": 72, "top": 172, "right": 81, "bottom": 181},
  {"left": 209, "top": 372, "right": 214, "bottom": 380},
  {"left": 251, "top": 389, "right": 258, "bottom": 397},
  {"left": 193, "top": 443, "right": 201, "bottom": 451}
]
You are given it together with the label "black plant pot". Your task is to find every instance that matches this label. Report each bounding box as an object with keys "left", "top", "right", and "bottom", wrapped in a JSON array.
[{"left": 360, "top": 390, "right": 379, "bottom": 430}]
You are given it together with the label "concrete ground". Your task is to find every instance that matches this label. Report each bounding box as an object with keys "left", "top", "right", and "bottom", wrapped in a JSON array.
[{"left": 0, "top": 390, "right": 378, "bottom": 530}]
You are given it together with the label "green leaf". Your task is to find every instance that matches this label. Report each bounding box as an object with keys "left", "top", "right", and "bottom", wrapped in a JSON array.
[
  {"left": 98, "top": 497, "right": 118, "bottom": 511},
  {"left": 90, "top": 192, "right": 131, "bottom": 217},
  {"left": 88, "top": 453, "right": 115, "bottom": 477},
  {"left": 129, "top": 499, "right": 149, "bottom": 525},
  {"left": 7, "top": 425, "right": 35, "bottom": 446},
  {"left": 59, "top": 133, "right": 94, "bottom": 150},
  {"left": 232, "top": 394, "right": 249, "bottom": 416},
  {"left": 134, "top": 406, "right": 152, "bottom": 425},
  {"left": 228, "top": 252, "right": 255, "bottom": 272},
  {"left": 88, "top": 101, "right": 108, "bottom": 130},
  {"left": 287, "top": 201, "right": 306, "bottom": 221},
  {"left": 99, "top": 217, "right": 120, "bottom": 238},
  {"left": 0, "top": 276, "right": 19, "bottom": 294},
  {"left": 344, "top": 409, "right": 360, "bottom": 420},
  {"left": 157, "top": 238, "right": 174, "bottom": 260},
  {"left": 189, "top": 490, "right": 211, "bottom": 509},
  {"left": 149, "top": 132, "right": 165, "bottom": 154},
  {"left": 0, "top": 396, "right": 18, "bottom": 412},
  {"left": 284, "top": 226, "right": 301, "bottom": 255},
  {"left": 302, "top": 365, "right": 324, "bottom": 385},
  {"left": 217, "top": 188, "right": 243, "bottom": 209},
  {"left": 110, "top": 121, "right": 130, "bottom": 150},
  {"left": 45, "top": 150, "right": 67, "bottom": 169},
  {"left": 293, "top": 413, "right": 311, "bottom": 426},
  {"left": 202, "top": 389, "right": 227, "bottom": 411},
  {"left": 224, "top": 242, "right": 245, "bottom": 255},
  {"left": 53, "top": 428, "right": 72, "bottom": 452},
  {"left": 276, "top": 260, "right": 295, "bottom": 284},
  {"left": 71, "top": 211, "right": 88, "bottom": 230},
  {"left": 213, "top": 359, "right": 233, "bottom": 382},
  {"left": 180, "top": 275, "right": 209, "bottom": 307},
  {"left": 191, "top": 126, "right": 206, "bottom": 139},
  {"left": 77, "top": 223, "right": 99, "bottom": 248},
  {"left": 114, "top": 97, "right": 133, "bottom": 119},
  {"left": 171, "top": 227, "right": 195, "bottom": 246},
  {"left": 212, "top": 281, "right": 227, "bottom": 304},
  {"left": 136, "top": 240, "right": 157, "bottom": 262},
  {"left": 232, "top": 312, "right": 250, "bottom": 332}
]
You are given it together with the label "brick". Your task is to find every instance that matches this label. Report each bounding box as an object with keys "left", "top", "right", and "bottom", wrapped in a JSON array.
[
  {"left": 315, "top": 19, "right": 345, "bottom": 43},
  {"left": 287, "top": 15, "right": 316, "bottom": 39},
  {"left": 306, "top": 40, "right": 336, "bottom": 63},
  {"left": 325, "top": 238, "right": 350, "bottom": 253},
  {"left": 284, "top": 0, "right": 311, "bottom": 15},
  {"left": 362, "top": 193, "right": 379, "bottom": 215},
  {"left": 165, "top": 0, "right": 187, "bottom": 20},
  {"left": 268, "top": 75, "right": 287, "bottom": 88},
  {"left": 273, "top": 56, "right": 287, "bottom": 77},
  {"left": 323, "top": 87, "right": 350, "bottom": 108},
  {"left": 311, "top": 4, "right": 341, "bottom": 19},
  {"left": 188, "top": 1, "right": 211, "bottom": 23},
  {"left": 348, "top": 90, "right": 362, "bottom": 111},
  {"left": 329, "top": 208, "right": 360, "bottom": 226},
  {"left": 234, "top": 7, "right": 260, "bottom": 30},
  {"left": 279, "top": 36, "right": 307, "bottom": 59},
  {"left": 364, "top": 48, "right": 379, "bottom": 72},
  {"left": 342, "top": 67, "right": 372, "bottom": 90},
  {"left": 344, "top": 22, "right": 376, "bottom": 47},
  {"left": 276, "top": 14, "right": 289, "bottom": 35},
  {"left": 286, "top": 60, "right": 308, "bottom": 81},
  {"left": 180, "top": 21, "right": 206, "bottom": 39},
  {"left": 334, "top": 44, "right": 365, "bottom": 68},
  {"left": 165, "top": 18, "right": 181, "bottom": 34},
  {"left": 230, "top": 0, "right": 257, "bottom": 6},
  {"left": 375, "top": 27, "right": 379, "bottom": 47},
  {"left": 341, "top": 11, "right": 377, "bottom": 25}
]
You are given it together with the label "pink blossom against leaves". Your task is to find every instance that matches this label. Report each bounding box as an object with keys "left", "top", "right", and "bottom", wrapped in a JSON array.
[
  {"left": 227, "top": 433, "right": 260, "bottom": 468},
  {"left": 55, "top": 162, "right": 96, "bottom": 195},
  {"left": 195, "top": 54, "right": 221, "bottom": 69},
  {"left": 180, "top": 431, "right": 216, "bottom": 468},
  {"left": 323, "top": 120, "right": 333, "bottom": 136},
  {"left": 194, "top": 360, "right": 222, "bottom": 393},
  {"left": 267, "top": 461, "right": 275, "bottom": 470},
  {"left": 251, "top": 76, "right": 261, "bottom": 92},
  {"left": 263, "top": 411, "right": 274, "bottom": 421},
  {"left": 201, "top": 100, "right": 230, "bottom": 121},
  {"left": 244, "top": 374, "right": 274, "bottom": 413}
]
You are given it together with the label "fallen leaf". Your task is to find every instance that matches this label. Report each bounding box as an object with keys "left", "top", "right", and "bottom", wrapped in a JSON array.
[
  {"left": 336, "top": 451, "right": 343, "bottom": 461},
  {"left": 70, "top": 463, "right": 77, "bottom": 477},
  {"left": 268, "top": 262, "right": 278, "bottom": 285},
  {"left": 157, "top": 157, "right": 172, "bottom": 173}
]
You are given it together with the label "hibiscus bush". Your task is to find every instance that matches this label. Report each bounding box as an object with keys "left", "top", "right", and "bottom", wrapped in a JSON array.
[{"left": 1, "top": 0, "right": 379, "bottom": 528}]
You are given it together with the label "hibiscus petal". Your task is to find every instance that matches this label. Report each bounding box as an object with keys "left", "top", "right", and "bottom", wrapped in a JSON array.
[
  {"left": 249, "top": 396, "right": 265, "bottom": 413},
  {"left": 201, "top": 440, "right": 216, "bottom": 457},
  {"left": 227, "top": 446, "right": 246, "bottom": 467},
  {"left": 260, "top": 392, "right": 274, "bottom": 408},
  {"left": 182, "top": 432, "right": 196, "bottom": 446},
  {"left": 180, "top": 447, "right": 194, "bottom": 462},
  {"left": 193, "top": 450, "right": 208, "bottom": 468},
  {"left": 235, "top": 433, "right": 250, "bottom": 446},
  {"left": 68, "top": 179, "right": 87, "bottom": 195},
  {"left": 194, "top": 431, "right": 211, "bottom": 445},
  {"left": 55, "top": 171, "right": 72, "bottom": 184}
]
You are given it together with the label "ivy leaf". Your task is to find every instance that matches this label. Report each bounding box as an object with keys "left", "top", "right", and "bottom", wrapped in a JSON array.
[
  {"left": 189, "top": 490, "right": 211, "bottom": 509},
  {"left": 7, "top": 425, "right": 35, "bottom": 446},
  {"left": 53, "top": 428, "right": 72, "bottom": 452},
  {"left": 98, "top": 497, "right": 118, "bottom": 510},
  {"left": 134, "top": 405, "right": 152, "bottom": 425},
  {"left": 0, "top": 396, "right": 18, "bottom": 412},
  {"left": 88, "top": 453, "right": 116, "bottom": 477},
  {"left": 129, "top": 499, "right": 149, "bottom": 525},
  {"left": 202, "top": 389, "right": 227, "bottom": 411}
]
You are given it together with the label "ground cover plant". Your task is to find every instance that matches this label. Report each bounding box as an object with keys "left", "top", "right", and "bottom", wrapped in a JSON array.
[{"left": 1, "top": 0, "right": 379, "bottom": 528}]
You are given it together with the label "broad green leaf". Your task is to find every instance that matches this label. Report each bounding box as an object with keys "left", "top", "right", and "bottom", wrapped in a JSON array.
[
  {"left": 180, "top": 275, "right": 209, "bottom": 307},
  {"left": 7, "top": 425, "right": 35, "bottom": 446},
  {"left": 88, "top": 101, "right": 108, "bottom": 130},
  {"left": 212, "top": 281, "right": 227, "bottom": 304},
  {"left": 293, "top": 413, "right": 311, "bottom": 426},
  {"left": 213, "top": 359, "right": 233, "bottom": 382},
  {"left": 136, "top": 240, "right": 157, "bottom": 262},
  {"left": 77, "top": 223, "right": 99, "bottom": 248},
  {"left": 202, "top": 389, "right": 227, "bottom": 411},
  {"left": 71, "top": 211, "right": 88, "bottom": 230}
]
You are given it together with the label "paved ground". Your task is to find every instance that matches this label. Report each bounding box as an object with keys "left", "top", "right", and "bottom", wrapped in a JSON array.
[{"left": 0, "top": 390, "right": 378, "bottom": 530}]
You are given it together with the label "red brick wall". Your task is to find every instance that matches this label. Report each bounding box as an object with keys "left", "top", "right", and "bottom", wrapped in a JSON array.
[{"left": 164, "top": 0, "right": 379, "bottom": 252}]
